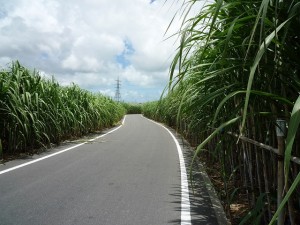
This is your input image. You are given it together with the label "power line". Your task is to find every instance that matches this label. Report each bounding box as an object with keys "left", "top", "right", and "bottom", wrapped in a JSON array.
[{"left": 114, "top": 77, "right": 121, "bottom": 102}]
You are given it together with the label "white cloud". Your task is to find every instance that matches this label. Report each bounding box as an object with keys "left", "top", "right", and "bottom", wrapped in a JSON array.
[
  {"left": 12, "top": 0, "right": 62, "bottom": 33},
  {"left": 0, "top": 0, "right": 202, "bottom": 102},
  {"left": 100, "top": 89, "right": 115, "bottom": 98},
  {"left": 0, "top": 57, "right": 11, "bottom": 68}
]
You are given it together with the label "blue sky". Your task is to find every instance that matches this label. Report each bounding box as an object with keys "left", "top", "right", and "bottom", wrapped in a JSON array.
[
  {"left": 0, "top": 0, "right": 201, "bottom": 102},
  {"left": 115, "top": 39, "right": 134, "bottom": 69}
]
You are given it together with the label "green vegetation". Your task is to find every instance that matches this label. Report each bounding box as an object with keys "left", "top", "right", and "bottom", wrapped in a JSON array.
[
  {"left": 143, "top": 0, "right": 300, "bottom": 224},
  {"left": 141, "top": 101, "right": 159, "bottom": 119},
  {"left": 122, "top": 102, "right": 142, "bottom": 114},
  {"left": 0, "top": 61, "right": 125, "bottom": 158}
]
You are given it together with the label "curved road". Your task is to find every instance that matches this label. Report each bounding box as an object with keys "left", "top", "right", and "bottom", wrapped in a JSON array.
[{"left": 0, "top": 115, "right": 221, "bottom": 225}]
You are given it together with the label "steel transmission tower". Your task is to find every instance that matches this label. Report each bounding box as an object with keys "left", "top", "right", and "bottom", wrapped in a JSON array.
[{"left": 114, "top": 77, "right": 121, "bottom": 102}]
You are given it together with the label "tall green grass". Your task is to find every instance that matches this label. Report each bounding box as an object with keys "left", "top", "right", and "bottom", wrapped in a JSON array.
[
  {"left": 144, "top": 0, "right": 300, "bottom": 224},
  {"left": 0, "top": 61, "right": 125, "bottom": 157},
  {"left": 122, "top": 102, "right": 142, "bottom": 114}
]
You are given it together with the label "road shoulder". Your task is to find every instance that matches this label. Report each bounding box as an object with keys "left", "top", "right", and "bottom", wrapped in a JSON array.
[{"left": 162, "top": 125, "right": 230, "bottom": 225}]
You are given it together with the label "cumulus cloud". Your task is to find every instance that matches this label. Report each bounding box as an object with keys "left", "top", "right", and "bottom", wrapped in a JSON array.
[{"left": 0, "top": 0, "right": 201, "bottom": 102}]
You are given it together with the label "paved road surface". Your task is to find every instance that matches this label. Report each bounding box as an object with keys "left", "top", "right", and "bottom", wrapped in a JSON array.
[{"left": 0, "top": 115, "right": 223, "bottom": 225}]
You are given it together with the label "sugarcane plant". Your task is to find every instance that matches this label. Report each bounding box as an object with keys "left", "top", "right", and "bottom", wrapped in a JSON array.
[
  {"left": 143, "top": 0, "right": 300, "bottom": 224},
  {"left": 0, "top": 61, "right": 125, "bottom": 158}
]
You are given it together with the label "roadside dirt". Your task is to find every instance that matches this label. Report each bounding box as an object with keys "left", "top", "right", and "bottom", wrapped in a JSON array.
[{"left": 200, "top": 155, "right": 251, "bottom": 225}]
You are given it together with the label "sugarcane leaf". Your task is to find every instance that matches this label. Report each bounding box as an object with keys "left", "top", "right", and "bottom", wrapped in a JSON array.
[
  {"left": 284, "top": 95, "right": 300, "bottom": 184},
  {"left": 268, "top": 171, "right": 300, "bottom": 225},
  {"left": 241, "top": 18, "right": 291, "bottom": 134}
]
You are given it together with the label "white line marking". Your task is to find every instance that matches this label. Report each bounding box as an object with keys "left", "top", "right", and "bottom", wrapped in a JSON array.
[
  {"left": 0, "top": 116, "right": 126, "bottom": 175},
  {"left": 144, "top": 117, "right": 191, "bottom": 225}
]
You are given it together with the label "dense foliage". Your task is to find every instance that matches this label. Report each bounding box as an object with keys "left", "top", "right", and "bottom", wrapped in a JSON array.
[
  {"left": 122, "top": 102, "right": 142, "bottom": 114},
  {"left": 144, "top": 0, "right": 300, "bottom": 224},
  {"left": 0, "top": 61, "right": 125, "bottom": 158}
]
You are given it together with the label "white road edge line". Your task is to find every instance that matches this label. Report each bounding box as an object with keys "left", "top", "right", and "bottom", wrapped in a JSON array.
[
  {"left": 0, "top": 116, "right": 126, "bottom": 176},
  {"left": 144, "top": 116, "right": 191, "bottom": 225}
]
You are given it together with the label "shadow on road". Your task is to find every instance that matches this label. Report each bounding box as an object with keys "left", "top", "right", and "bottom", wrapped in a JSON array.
[{"left": 167, "top": 129, "right": 224, "bottom": 225}]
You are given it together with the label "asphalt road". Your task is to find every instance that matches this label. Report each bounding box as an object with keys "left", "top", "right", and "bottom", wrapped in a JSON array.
[{"left": 0, "top": 115, "right": 223, "bottom": 225}]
